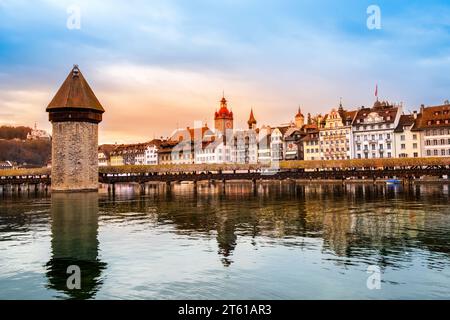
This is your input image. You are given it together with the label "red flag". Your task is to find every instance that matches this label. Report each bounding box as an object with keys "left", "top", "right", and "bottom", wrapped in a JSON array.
[{"left": 375, "top": 84, "right": 378, "bottom": 97}]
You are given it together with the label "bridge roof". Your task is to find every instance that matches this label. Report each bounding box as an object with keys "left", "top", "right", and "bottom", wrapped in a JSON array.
[{"left": 46, "top": 65, "right": 105, "bottom": 113}]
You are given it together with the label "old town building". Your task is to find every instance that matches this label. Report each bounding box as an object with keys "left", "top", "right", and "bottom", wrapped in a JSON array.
[
  {"left": 394, "top": 113, "right": 422, "bottom": 158},
  {"left": 157, "top": 140, "right": 179, "bottom": 165},
  {"left": 231, "top": 109, "right": 259, "bottom": 164},
  {"left": 301, "top": 124, "right": 320, "bottom": 161},
  {"left": 169, "top": 126, "right": 212, "bottom": 165},
  {"left": 270, "top": 126, "right": 290, "bottom": 161},
  {"left": 352, "top": 100, "right": 402, "bottom": 159},
  {"left": 257, "top": 126, "right": 272, "bottom": 163},
  {"left": 27, "top": 123, "right": 51, "bottom": 141},
  {"left": 98, "top": 144, "right": 116, "bottom": 166},
  {"left": 283, "top": 127, "right": 305, "bottom": 160},
  {"left": 318, "top": 103, "right": 356, "bottom": 160},
  {"left": 415, "top": 103, "right": 450, "bottom": 157}
]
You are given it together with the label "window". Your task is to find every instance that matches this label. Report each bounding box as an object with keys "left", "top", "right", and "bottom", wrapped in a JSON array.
[
  {"left": 434, "top": 150, "right": 438, "bottom": 156},
  {"left": 413, "top": 152, "right": 418, "bottom": 158},
  {"left": 387, "top": 143, "right": 391, "bottom": 149},
  {"left": 427, "top": 150, "right": 431, "bottom": 156},
  {"left": 401, "top": 135, "right": 405, "bottom": 141},
  {"left": 387, "top": 152, "right": 392, "bottom": 158},
  {"left": 413, "top": 143, "right": 418, "bottom": 149},
  {"left": 401, "top": 144, "right": 406, "bottom": 149},
  {"left": 413, "top": 134, "right": 417, "bottom": 140},
  {"left": 442, "top": 150, "right": 446, "bottom": 156}
]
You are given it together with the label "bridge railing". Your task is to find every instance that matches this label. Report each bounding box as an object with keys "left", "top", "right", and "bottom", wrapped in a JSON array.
[{"left": 0, "top": 157, "right": 448, "bottom": 178}]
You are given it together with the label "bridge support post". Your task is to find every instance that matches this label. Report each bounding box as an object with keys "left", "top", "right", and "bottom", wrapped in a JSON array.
[
  {"left": 140, "top": 183, "right": 146, "bottom": 195},
  {"left": 193, "top": 180, "right": 198, "bottom": 194},
  {"left": 252, "top": 178, "right": 257, "bottom": 194},
  {"left": 222, "top": 179, "right": 226, "bottom": 193}
]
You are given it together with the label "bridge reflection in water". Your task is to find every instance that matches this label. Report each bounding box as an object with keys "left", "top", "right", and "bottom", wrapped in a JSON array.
[
  {"left": 0, "top": 182, "right": 446, "bottom": 299},
  {"left": 46, "top": 192, "right": 106, "bottom": 299}
]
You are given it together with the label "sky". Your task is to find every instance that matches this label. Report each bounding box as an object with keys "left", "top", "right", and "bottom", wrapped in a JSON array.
[{"left": 0, "top": 0, "right": 449, "bottom": 144}]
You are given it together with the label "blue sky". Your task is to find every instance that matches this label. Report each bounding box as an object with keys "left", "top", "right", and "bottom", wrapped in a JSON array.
[{"left": 1, "top": 0, "right": 449, "bottom": 143}]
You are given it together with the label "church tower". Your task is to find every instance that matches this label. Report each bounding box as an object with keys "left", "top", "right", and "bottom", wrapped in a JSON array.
[
  {"left": 214, "top": 95, "right": 233, "bottom": 134},
  {"left": 295, "top": 107, "right": 304, "bottom": 128},
  {"left": 46, "top": 65, "right": 105, "bottom": 192},
  {"left": 247, "top": 108, "right": 257, "bottom": 129}
]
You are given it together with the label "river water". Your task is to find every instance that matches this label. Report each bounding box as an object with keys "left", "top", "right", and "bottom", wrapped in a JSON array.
[{"left": 0, "top": 182, "right": 449, "bottom": 299}]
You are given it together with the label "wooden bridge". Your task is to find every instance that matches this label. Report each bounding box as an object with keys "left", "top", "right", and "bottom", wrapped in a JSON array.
[{"left": 1, "top": 158, "right": 449, "bottom": 192}]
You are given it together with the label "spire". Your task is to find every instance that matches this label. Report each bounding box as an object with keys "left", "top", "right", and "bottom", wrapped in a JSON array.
[
  {"left": 338, "top": 97, "right": 344, "bottom": 112},
  {"left": 295, "top": 106, "right": 304, "bottom": 118},
  {"left": 247, "top": 108, "right": 257, "bottom": 129}
]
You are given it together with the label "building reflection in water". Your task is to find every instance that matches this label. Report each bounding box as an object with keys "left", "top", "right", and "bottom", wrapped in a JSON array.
[
  {"left": 101, "top": 182, "right": 450, "bottom": 270},
  {"left": 46, "top": 192, "right": 106, "bottom": 299}
]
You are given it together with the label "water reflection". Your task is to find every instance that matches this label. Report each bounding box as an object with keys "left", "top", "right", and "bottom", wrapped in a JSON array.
[
  {"left": 1, "top": 182, "right": 450, "bottom": 299},
  {"left": 102, "top": 182, "right": 450, "bottom": 270},
  {"left": 46, "top": 192, "right": 106, "bottom": 299}
]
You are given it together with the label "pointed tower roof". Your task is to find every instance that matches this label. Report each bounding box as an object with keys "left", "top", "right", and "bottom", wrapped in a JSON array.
[
  {"left": 295, "top": 106, "right": 304, "bottom": 118},
  {"left": 338, "top": 98, "right": 344, "bottom": 112},
  {"left": 46, "top": 65, "right": 104, "bottom": 113},
  {"left": 247, "top": 108, "right": 257, "bottom": 126}
]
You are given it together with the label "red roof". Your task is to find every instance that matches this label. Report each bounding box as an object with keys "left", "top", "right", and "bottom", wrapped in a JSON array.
[
  {"left": 247, "top": 108, "right": 257, "bottom": 125},
  {"left": 215, "top": 97, "right": 233, "bottom": 119},
  {"left": 415, "top": 104, "right": 450, "bottom": 129}
]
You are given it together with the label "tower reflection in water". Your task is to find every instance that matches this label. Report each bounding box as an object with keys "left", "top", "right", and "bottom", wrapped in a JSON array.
[{"left": 46, "top": 192, "right": 106, "bottom": 299}]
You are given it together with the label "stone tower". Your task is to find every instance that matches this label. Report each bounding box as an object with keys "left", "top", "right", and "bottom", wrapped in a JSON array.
[{"left": 46, "top": 65, "right": 105, "bottom": 192}]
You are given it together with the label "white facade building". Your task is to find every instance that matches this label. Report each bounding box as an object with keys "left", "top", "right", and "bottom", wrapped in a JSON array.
[
  {"left": 394, "top": 114, "right": 422, "bottom": 158},
  {"left": 352, "top": 101, "right": 402, "bottom": 159}
]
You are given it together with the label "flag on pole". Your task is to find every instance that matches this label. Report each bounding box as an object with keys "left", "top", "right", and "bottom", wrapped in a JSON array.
[{"left": 375, "top": 84, "right": 378, "bottom": 98}]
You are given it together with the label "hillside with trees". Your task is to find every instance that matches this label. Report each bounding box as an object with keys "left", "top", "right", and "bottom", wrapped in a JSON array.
[
  {"left": 0, "top": 138, "right": 51, "bottom": 166},
  {"left": 0, "top": 125, "right": 32, "bottom": 140}
]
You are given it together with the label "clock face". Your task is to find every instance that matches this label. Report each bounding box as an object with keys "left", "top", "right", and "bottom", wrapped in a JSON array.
[{"left": 226, "top": 121, "right": 232, "bottom": 129}]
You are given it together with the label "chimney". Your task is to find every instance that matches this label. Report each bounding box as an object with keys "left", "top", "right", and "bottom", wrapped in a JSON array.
[
  {"left": 420, "top": 104, "right": 425, "bottom": 114},
  {"left": 413, "top": 110, "right": 418, "bottom": 119}
]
